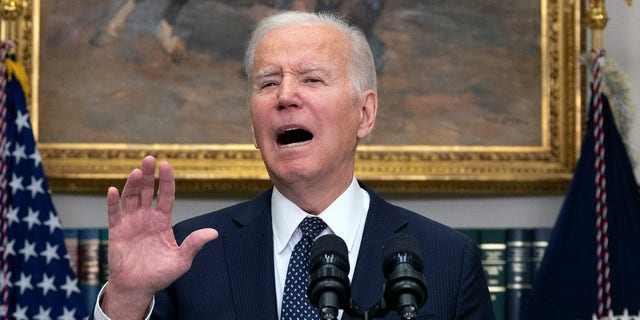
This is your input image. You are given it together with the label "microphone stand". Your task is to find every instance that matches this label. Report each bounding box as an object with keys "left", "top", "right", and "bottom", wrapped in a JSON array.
[
  {"left": 340, "top": 298, "right": 417, "bottom": 320},
  {"left": 341, "top": 298, "right": 391, "bottom": 320}
]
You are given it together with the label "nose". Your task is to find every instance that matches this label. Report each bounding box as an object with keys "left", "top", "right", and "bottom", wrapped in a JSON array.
[{"left": 277, "top": 77, "right": 300, "bottom": 110}]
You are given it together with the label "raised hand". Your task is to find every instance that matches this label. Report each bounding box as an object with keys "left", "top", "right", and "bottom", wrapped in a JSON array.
[{"left": 101, "top": 156, "right": 218, "bottom": 319}]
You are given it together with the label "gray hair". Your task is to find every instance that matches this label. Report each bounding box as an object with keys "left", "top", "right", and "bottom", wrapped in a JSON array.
[{"left": 244, "top": 11, "right": 377, "bottom": 95}]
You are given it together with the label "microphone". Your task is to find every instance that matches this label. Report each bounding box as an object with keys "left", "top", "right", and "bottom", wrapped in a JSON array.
[
  {"left": 382, "top": 233, "right": 428, "bottom": 320},
  {"left": 307, "top": 234, "right": 351, "bottom": 320}
]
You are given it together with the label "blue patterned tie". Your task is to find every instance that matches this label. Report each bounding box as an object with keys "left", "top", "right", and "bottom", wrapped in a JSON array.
[{"left": 281, "top": 216, "right": 328, "bottom": 320}]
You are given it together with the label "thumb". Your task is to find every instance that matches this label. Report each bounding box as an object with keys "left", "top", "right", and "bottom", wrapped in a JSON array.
[{"left": 179, "top": 228, "right": 219, "bottom": 261}]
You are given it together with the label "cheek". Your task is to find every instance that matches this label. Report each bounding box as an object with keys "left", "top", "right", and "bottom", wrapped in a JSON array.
[
  {"left": 335, "top": 103, "right": 361, "bottom": 128},
  {"left": 250, "top": 110, "right": 266, "bottom": 141}
]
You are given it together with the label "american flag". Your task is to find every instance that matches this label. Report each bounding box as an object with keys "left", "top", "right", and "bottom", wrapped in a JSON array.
[
  {"left": 0, "top": 43, "right": 88, "bottom": 319},
  {"left": 521, "top": 50, "right": 640, "bottom": 319}
]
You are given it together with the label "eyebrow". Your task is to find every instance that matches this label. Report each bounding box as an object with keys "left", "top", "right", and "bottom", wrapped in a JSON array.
[
  {"left": 299, "top": 64, "right": 328, "bottom": 75},
  {"left": 254, "top": 68, "right": 280, "bottom": 81},
  {"left": 254, "top": 64, "right": 331, "bottom": 82}
]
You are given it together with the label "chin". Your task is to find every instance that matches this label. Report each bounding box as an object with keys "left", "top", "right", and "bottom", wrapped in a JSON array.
[{"left": 269, "top": 162, "right": 319, "bottom": 184}]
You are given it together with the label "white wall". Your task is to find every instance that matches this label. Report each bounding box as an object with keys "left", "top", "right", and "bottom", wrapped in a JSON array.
[
  {"left": 53, "top": 2, "right": 640, "bottom": 230},
  {"left": 604, "top": 1, "right": 640, "bottom": 181}
]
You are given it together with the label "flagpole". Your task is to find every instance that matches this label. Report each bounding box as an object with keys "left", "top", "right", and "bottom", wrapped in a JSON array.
[
  {"left": 0, "top": 0, "right": 26, "bottom": 43},
  {"left": 586, "top": 0, "right": 609, "bottom": 50},
  {"left": 587, "top": 0, "right": 634, "bottom": 50}
]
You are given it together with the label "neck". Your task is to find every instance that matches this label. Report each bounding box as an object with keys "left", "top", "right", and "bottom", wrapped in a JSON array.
[{"left": 274, "top": 175, "right": 354, "bottom": 215}]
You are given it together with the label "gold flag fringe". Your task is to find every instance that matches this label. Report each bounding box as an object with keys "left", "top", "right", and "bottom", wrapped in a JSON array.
[{"left": 4, "top": 57, "right": 29, "bottom": 98}]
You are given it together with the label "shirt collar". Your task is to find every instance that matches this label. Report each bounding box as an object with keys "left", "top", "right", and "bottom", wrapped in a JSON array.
[{"left": 272, "top": 177, "right": 368, "bottom": 254}]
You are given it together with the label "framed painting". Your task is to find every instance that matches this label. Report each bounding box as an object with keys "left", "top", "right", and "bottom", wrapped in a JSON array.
[{"left": 9, "top": 0, "right": 583, "bottom": 194}]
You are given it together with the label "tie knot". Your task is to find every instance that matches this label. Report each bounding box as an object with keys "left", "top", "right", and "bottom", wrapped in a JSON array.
[{"left": 299, "top": 216, "right": 327, "bottom": 240}]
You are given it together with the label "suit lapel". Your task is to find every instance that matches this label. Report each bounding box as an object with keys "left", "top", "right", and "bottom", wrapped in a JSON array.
[
  {"left": 223, "top": 192, "right": 278, "bottom": 319},
  {"left": 219, "top": 186, "right": 406, "bottom": 319},
  {"left": 347, "top": 186, "right": 407, "bottom": 318}
]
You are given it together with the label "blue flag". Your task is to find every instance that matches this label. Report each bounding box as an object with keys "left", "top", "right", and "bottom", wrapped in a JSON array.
[
  {"left": 0, "top": 51, "right": 89, "bottom": 318},
  {"left": 521, "top": 72, "right": 640, "bottom": 317}
]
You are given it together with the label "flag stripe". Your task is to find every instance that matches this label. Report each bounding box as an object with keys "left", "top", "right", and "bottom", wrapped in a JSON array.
[{"left": 0, "top": 40, "right": 15, "bottom": 320}]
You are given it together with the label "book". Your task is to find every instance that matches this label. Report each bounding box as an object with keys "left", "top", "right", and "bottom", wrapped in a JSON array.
[
  {"left": 78, "top": 228, "right": 101, "bottom": 311},
  {"left": 531, "top": 227, "right": 552, "bottom": 278},
  {"left": 63, "top": 228, "right": 79, "bottom": 276},
  {"left": 479, "top": 229, "right": 507, "bottom": 320},
  {"left": 505, "top": 228, "right": 533, "bottom": 320},
  {"left": 99, "top": 228, "right": 110, "bottom": 285}
]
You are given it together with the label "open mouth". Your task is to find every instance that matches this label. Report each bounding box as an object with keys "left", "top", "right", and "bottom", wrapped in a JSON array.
[{"left": 277, "top": 128, "right": 313, "bottom": 148}]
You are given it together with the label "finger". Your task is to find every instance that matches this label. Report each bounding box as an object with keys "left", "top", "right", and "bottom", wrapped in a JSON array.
[
  {"left": 107, "top": 186, "right": 122, "bottom": 227},
  {"left": 140, "top": 156, "right": 157, "bottom": 208},
  {"left": 179, "top": 228, "right": 219, "bottom": 262},
  {"left": 156, "top": 161, "right": 175, "bottom": 215},
  {"left": 121, "top": 168, "right": 143, "bottom": 213}
]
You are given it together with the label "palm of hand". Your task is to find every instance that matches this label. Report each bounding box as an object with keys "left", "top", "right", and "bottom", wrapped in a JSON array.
[
  {"left": 105, "top": 156, "right": 218, "bottom": 297},
  {"left": 108, "top": 204, "right": 189, "bottom": 295}
]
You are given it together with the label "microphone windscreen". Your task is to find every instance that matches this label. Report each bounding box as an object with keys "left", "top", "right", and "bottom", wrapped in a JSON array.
[
  {"left": 310, "top": 234, "right": 350, "bottom": 273},
  {"left": 382, "top": 233, "right": 424, "bottom": 276}
]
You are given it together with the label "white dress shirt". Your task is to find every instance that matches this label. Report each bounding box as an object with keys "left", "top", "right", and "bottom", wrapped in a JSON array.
[
  {"left": 94, "top": 177, "right": 370, "bottom": 320},
  {"left": 272, "top": 177, "right": 370, "bottom": 318}
]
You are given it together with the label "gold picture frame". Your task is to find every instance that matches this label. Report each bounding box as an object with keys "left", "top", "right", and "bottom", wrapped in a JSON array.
[{"left": 9, "top": 0, "right": 583, "bottom": 194}]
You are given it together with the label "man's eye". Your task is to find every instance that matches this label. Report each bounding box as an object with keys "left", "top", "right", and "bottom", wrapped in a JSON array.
[
  {"left": 261, "top": 82, "right": 277, "bottom": 88},
  {"left": 305, "top": 78, "right": 321, "bottom": 83}
]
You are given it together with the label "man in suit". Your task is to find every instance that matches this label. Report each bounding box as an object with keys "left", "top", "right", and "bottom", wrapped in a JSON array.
[{"left": 94, "top": 11, "right": 494, "bottom": 320}]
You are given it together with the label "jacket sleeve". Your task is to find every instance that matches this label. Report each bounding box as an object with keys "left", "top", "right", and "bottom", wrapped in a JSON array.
[{"left": 455, "top": 240, "right": 496, "bottom": 319}]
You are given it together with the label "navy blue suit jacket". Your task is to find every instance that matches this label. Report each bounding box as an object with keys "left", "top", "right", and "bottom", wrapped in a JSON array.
[{"left": 152, "top": 184, "right": 494, "bottom": 319}]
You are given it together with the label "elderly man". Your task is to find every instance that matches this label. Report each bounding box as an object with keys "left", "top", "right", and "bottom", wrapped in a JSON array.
[{"left": 93, "top": 11, "right": 494, "bottom": 320}]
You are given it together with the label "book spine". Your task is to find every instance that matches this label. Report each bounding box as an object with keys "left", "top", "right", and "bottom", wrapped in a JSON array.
[
  {"left": 531, "top": 227, "right": 552, "bottom": 278},
  {"left": 78, "top": 228, "right": 101, "bottom": 312},
  {"left": 480, "top": 229, "right": 507, "bottom": 320},
  {"left": 99, "top": 228, "right": 110, "bottom": 285},
  {"left": 505, "top": 228, "right": 533, "bottom": 320},
  {"left": 63, "top": 228, "right": 79, "bottom": 276}
]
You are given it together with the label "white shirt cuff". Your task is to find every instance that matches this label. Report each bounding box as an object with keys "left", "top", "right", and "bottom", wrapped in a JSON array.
[{"left": 93, "top": 282, "right": 155, "bottom": 320}]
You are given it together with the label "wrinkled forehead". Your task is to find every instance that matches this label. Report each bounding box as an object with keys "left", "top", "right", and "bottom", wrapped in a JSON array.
[
  {"left": 253, "top": 23, "right": 351, "bottom": 69},
  {"left": 256, "top": 23, "right": 350, "bottom": 53}
]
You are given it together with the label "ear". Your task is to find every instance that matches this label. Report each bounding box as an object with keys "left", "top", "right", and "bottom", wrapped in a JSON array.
[{"left": 356, "top": 89, "right": 377, "bottom": 140}]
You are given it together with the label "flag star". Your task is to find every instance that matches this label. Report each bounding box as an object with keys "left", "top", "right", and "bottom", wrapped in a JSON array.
[
  {"left": 14, "top": 110, "right": 31, "bottom": 133},
  {"left": 60, "top": 276, "right": 81, "bottom": 298},
  {"left": 19, "top": 239, "right": 38, "bottom": 262},
  {"left": 9, "top": 173, "right": 24, "bottom": 195},
  {"left": 43, "top": 211, "right": 62, "bottom": 234},
  {"left": 12, "top": 304, "right": 29, "bottom": 320},
  {"left": 12, "top": 142, "right": 27, "bottom": 165},
  {"left": 3, "top": 239, "right": 15, "bottom": 258},
  {"left": 23, "top": 207, "right": 42, "bottom": 230},
  {"left": 33, "top": 305, "right": 52, "bottom": 320},
  {"left": 57, "top": 307, "right": 77, "bottom": 320},
  {"left": 40, "top": 242, "right": 60, "bottom": 264},
  {"left": 6, "top": 205, "right": 19, "bottom": 226},
  {"left": 29, "top": 148, "right": 42, "bottom": 167},
  {"left": 37, "top": 273, "right": 57, "bottom": 296},
  {"left": 14, "top": 272, "right": 33, "bottom": 294},
  {"left": 0, "top": 304, "right": 6, "bottom": 317},
  {"left": 26, "top": 176, "right": 45, "bottom": 198}
]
